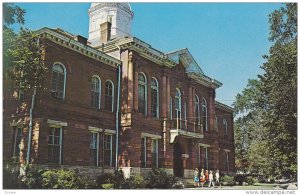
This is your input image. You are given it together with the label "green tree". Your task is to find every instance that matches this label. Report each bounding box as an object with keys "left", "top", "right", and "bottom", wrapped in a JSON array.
[
  {"left": 3, "top": 4, "right": 48, "bottom": 164},
  {"left": 234, "top": 3, "right": 297, "bottom": 179},
  {"left": 260, "top": 3, "right": 297, "bottom": 178}
]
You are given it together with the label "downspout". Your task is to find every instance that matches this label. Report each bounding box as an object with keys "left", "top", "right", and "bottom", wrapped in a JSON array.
[
  {"left": 26, "top": 87, "right": 36, "bottom": 164},
  {"left": 115, "top": 46, "right": 122, "bottom": 170}
]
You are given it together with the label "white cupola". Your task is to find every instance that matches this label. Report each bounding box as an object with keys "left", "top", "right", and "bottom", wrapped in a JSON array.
[{"left": 88, "top": 2, "right": 134, "bottom": 47}]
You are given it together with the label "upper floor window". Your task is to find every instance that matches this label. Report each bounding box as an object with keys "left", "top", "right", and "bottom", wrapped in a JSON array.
[
  {"left": 138, "top": 72, "right": 147, "bottom": 115},
  {"left": 105, "top": 80, "right": 114, "bottom": 112},
  {"left": 215, "top": 116, "right": 218, "bottom": 131},
  {"left": 175, "top": 88, "right": 182, "bottom": 119},
  {"left": 151, "top": 77, "right": 159, "bottom": 118},
  {"left": 194, "top": 95, "right": 200, "bottom": 124},
  {"left": 91, "top": 76, "right": 101, "bottom": 109},
  {"left": 202, "top": 98, "right": 208, "bottom": 131},
  {"left": 51, "top": 63, "right": 66, "bottom": 99},
  {"left": 223, "top": 119, "right": 228, "bottom": 135},
  {"left": 169, "top": 97, "right": 173, "bottom": 120}
]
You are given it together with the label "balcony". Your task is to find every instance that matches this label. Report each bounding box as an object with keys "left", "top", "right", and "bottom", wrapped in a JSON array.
[{"left": 169, "top": 118, "right": 204, "bottom": 143}]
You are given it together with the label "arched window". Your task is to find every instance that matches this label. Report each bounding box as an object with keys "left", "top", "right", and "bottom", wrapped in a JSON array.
[
  {"left": 138, "top": 72, "right": 147, "bottom": 115},
  {"left": 91, "top": 75, "right": 101, "bottom": 109},
  {"left": 51, "top": 62, "right": 66, "bottom": 99},
  {"left": 175, "top": 88, "right": 182, "bottom": 119},
  {"left": 151, "top": 77, "right": 159, "bottom": 118},
  {"left": 105, "top": 80, "right": 114, "bottom": 112},
  {"left": 202, "top": 98, "right": 208, "bottom": 131},
  {"left": 223, "top": 119, "right": 228, "bottom": 135},
  {"left": 194, "top": 95, "right": 200, "bottom": 124}
]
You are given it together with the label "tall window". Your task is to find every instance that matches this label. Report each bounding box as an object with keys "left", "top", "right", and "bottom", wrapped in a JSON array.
[
  {"left": 195, "top": 95, "right": 200, "bottom": 124},
  {"left": 169, "top": 97, "right": 173, "bottom": 119},
  {"left": 215, "top": 116, "right": 218, "bottom": 131},
  {"left": 138, "top": 72, "right": 147, "bottom": 115},
  {"left": 223, "top": 119, "right": 228, "bottom": 135},
  {"left": 13, "top": 127, "right": 23, "bottom": 159},
  {"left": 151, "top": 78, "right": 159, "bottom": 118},
  {"left": 48, "top": 127, "right": 62, "bottom": 164},
  {"left": 90, "top": 132, "right": 99, "bottom": 166},
  {"left": 202, "top": 98, "right": 208, "bottom": 131},
  {"left": 225, "top": 152, "right": 230, "bottom": 172},
  {"left": 151, "top": 139, "right": 158, "bottom": 168},
  {"left": 175, "top": 88, "right": 182, "bottom": 119},
  {"left": 140, "top": 137, "right": 147, "bottom": 168},
  {"left": 103, "top": 134, "right": 112, "bottom": 166},
  {"left": 204, "top": 147, "right": 208, "bottom": 170},
  {"left": 105, "top": 80, "right": 114, "bottom": 112},
  {"left": 91, "top": 76, "right": 101, "bottom": 109},
  {"left": 51, "top": 63, "right": 66, "bottom": 99}
]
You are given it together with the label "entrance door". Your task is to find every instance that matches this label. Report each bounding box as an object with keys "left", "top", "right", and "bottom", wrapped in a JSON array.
[{"left": 173, "top": 142, "right": 183, "bottom": 177}]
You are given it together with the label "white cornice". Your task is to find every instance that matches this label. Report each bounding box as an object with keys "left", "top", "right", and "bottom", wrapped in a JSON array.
[
  {"left": 37, "top": 28, "right": 121, "bottom": 68},
  {"left": 187, "top": 72, "right": 222, "bottom": 89},
  {"left": 216, "top": 101, "right": 234, "bottom": 113}
]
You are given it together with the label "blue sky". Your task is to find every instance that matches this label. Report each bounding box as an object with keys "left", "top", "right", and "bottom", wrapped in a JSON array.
[{"left": 14, "top": 2, "right": 282, "bottom": 107}]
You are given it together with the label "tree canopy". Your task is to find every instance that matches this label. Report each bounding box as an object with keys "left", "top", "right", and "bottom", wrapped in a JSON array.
[{"left": 234, "top": 3, "right": 297, "bottom": 179}]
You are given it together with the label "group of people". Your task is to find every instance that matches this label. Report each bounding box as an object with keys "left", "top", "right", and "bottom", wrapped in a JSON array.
[{"left": 193, "top": 168, "right": 221, "bottom": 188}]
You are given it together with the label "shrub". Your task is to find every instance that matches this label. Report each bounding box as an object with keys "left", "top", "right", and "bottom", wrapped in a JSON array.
[
  {"left": 3, "top": 162, "right": 20, "bottom": 189},
  {"left": 221, "top": 175, "right": 235, "bottom": 186},
  {"left": 20, "top": 165, "right": 46, "bottom": 189},
  {"left": 96, "top": 170, "right": 126, "bottom": 189},
  {"left": 123, "top": 174, "right": 146, "bottom": 189},
  {"left": 245, "top": 176, "right": 258, "bottom": 185},
  {"left": 41, "top": 169, "right": 86, "bottom": 189},
  {"left": 102, "top": 183, "right": 114, "bottom": 189},
  {"left": 145, "top": 169, "right": 177, "bottom": 189},
  {"left": 234, "top": 174, "right": 246, "bottom": 185}
]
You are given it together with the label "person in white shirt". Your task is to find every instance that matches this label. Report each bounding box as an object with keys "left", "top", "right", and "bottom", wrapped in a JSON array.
[
  {"left": 215, "top": 169, "right": 221, "bottom": 187},
  {"left": 208, "top": 170, "right": 215, "bottom": 188}
]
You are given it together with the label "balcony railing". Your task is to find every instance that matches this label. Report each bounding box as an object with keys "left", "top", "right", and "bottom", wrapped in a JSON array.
[{"left": 170, "top": 118, "right": 203, "bottom": 134}]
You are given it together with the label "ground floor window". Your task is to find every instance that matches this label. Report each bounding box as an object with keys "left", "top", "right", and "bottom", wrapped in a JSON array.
[
  {"left": 151, "top": 139, "right": 158, "bottom": 168},
  {"left": 13, "top": 127, "right": 23, "bottom": 159},
  {"left": 90, "top": 132, "right": 99, "bottom": 166},
  {"left": 103, "top": 134, "right": 112, "bottom": 166},
  {"left": 48, "top": 127, "right": 62, "bottom": 164},
  {"left": 204, "top": 147, "right": 208, "bottom": 170},
  {"left": 140, "top": 137, "right": 147, "bottom": 167},
  {"left": 225, "top": 152, "right": 230, "bottom": 172}
]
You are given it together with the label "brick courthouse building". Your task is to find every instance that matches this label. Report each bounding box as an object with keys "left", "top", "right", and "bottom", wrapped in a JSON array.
[{"left": 3, "top": 3, "right": 235, "bottom": 178}]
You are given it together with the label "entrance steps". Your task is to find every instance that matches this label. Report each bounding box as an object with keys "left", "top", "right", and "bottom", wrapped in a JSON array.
[{"left": 177, "top": 177, "right": 195, "bottom": 188}]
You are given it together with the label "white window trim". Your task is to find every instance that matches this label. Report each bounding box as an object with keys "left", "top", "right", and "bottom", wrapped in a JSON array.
[
  {"left": 151, "top": 77, "right": 159, "bottom": 118},
  {"left": 195, "top": 95, "right": 200, "bottom": 124},
  {"left": 175, "top": 88, "right": 182, "bottom": 119},
  {"left": 142, "top": 137, "right": 147, "bottom": 168},
  {"left": 205, "top": 147, "right": 208, "bottom": 170},
  {"left": 138, "top": 72, "right": 147, "bottom": 115},
  {"left": 92, "top": 75, "right": 102, "bottom": 109},
  {"left": 141, "top": 132, "right": 162, "bottom": 139},
  {"left": 202, "top": 98, "right": 208, "bottom": 131},
  {"left": 103, "top": 133, "right": 113, "bottom": 167},
  {"left": 47, "top": 119, "right": 68, "bottom": 127},
  {"left": 223, "top": 119, "right": 228, "bottom": 135},
  {"left": 170, "top": 97, "right": 173, "bottom": 120},
  {"left": 52, "top": 62, "right": 67, "bottom": 100},
  {"left": 106, "top": 79, "right": 114, "bottom": 112},
  {"left": 226, "top": 151, "right": 229, "bottom": 172},
  {"left": 59, "top": 127, "right": 63, "bottom": 165}
]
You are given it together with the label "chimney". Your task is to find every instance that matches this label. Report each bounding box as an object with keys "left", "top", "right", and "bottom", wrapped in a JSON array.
[
  {"left": 100, "top": 21, "right": 112, "bottom": 44},
  {"left": 75, "top": 35, "right": 88, "bottom": 45}
]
